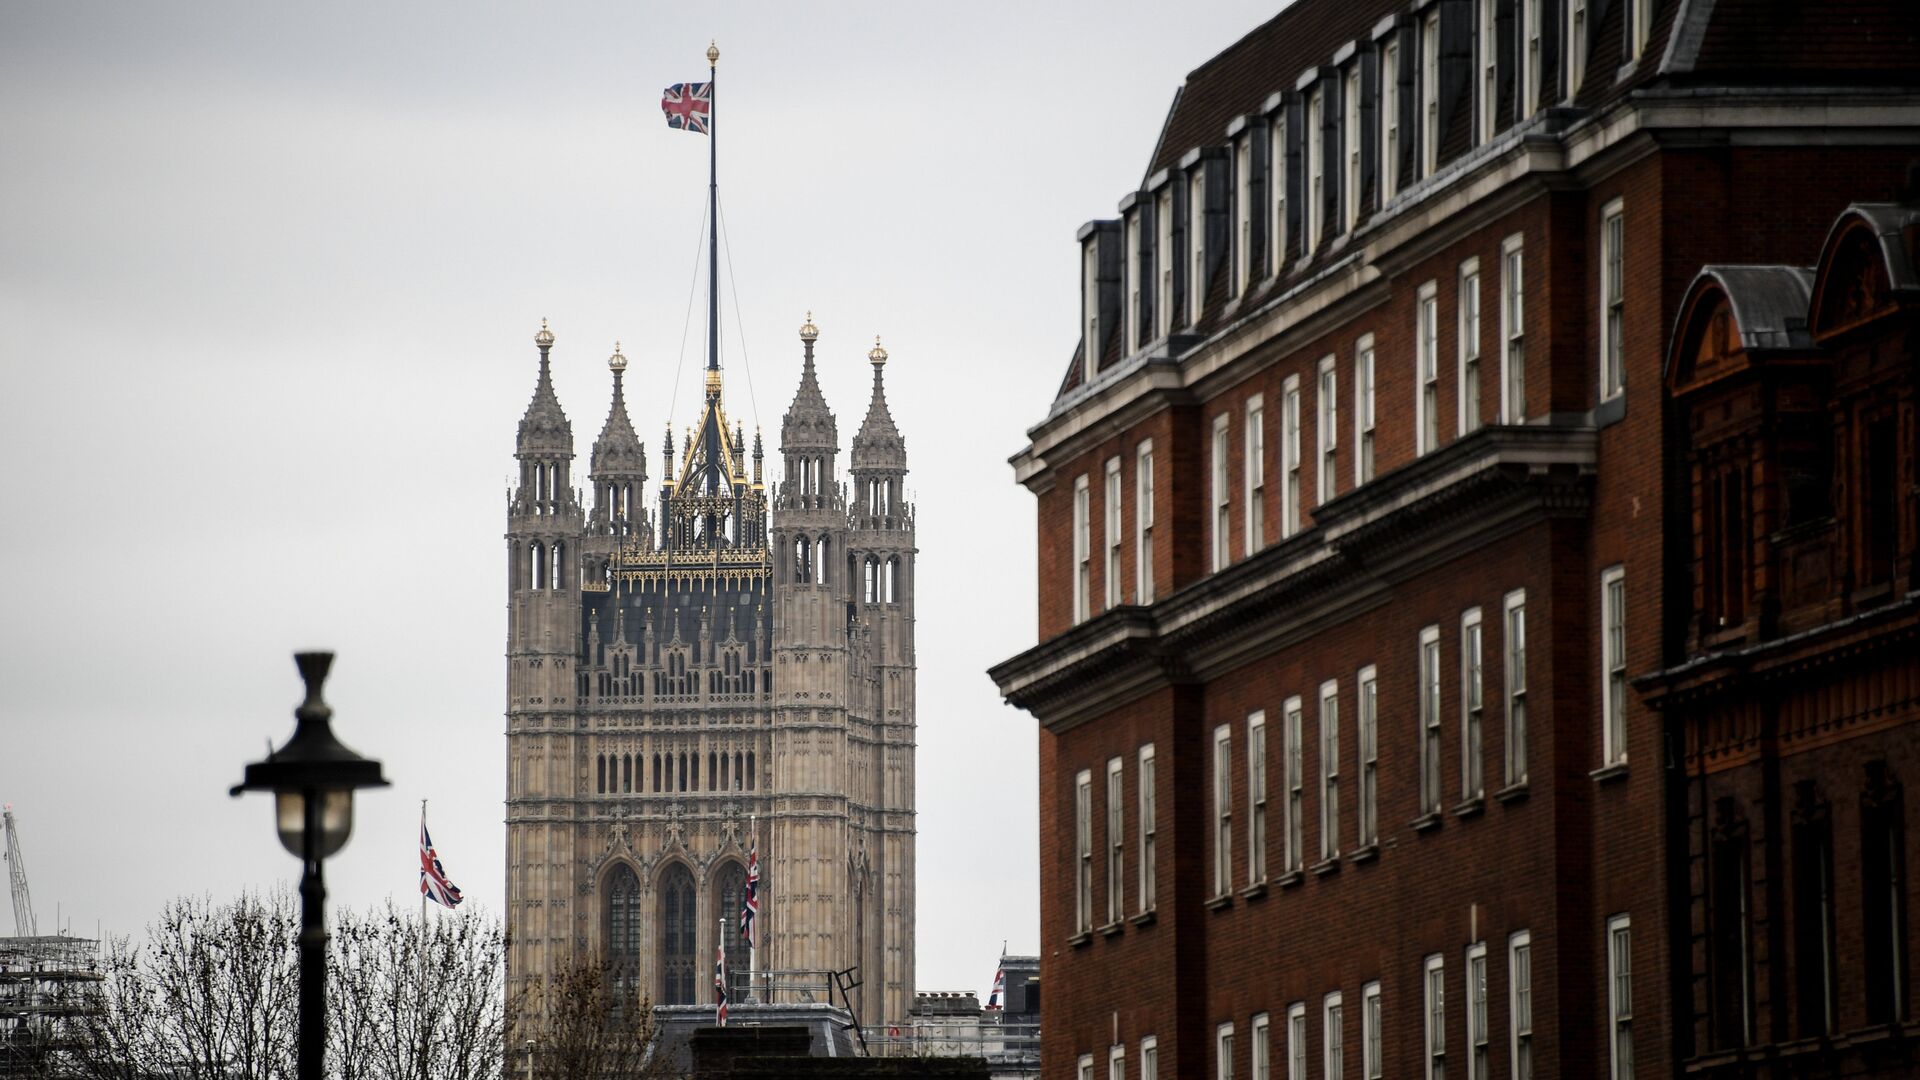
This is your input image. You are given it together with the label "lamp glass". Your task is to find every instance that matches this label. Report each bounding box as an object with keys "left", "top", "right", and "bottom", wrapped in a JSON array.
[{"left": 274, "top": 788, "right": 354, "bottom": 859}]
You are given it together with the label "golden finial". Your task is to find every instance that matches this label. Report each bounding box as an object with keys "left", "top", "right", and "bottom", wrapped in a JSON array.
[
  {"left": 608, "top": 341, "right": 627, "bottom": 372},
  {"left": 534, "top": 318, "right": 555, "bottom": 349},
  {"left": 800, "top": 312, "right": 819, "bottom": 342},
  {"left": 707, "top": 41, "right": 720, "bottom": 66},
  {"left": 868, "top": 336, "right": 888, "bottom": 366}
]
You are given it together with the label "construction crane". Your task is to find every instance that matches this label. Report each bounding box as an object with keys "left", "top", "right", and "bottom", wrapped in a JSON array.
[{"left": 2, "top": 804, "right": 34, "bottom": 937}]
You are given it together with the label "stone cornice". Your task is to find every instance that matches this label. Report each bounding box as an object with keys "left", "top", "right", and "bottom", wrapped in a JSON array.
[
  {"left": 1636, "top": 591, "right": 1920, "bottom": 710},
  {"left": 992, "top": 425, "right": 1597, "bottom": 731}
]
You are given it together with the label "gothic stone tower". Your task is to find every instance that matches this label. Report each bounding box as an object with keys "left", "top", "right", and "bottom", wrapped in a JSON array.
[{"left": 504, "top": 316, "right": 917, "bottom": 1029}]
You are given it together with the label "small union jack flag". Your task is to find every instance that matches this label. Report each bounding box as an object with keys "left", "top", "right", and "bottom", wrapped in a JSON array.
[
  {"left": 661, "top": 82, "right": 712, "bottom": 135},
  {"left": 420, "top": 819, "right": 463, "bottom": 909},
  {"left": 741, "top": 838, "right": 760, "bottom": 947},
  {"left": 987, "top": 964, "right": 1005, "bottom": 1009},
  {"left": 715, "top": 940, "right": 729, "bottom": 1026}
]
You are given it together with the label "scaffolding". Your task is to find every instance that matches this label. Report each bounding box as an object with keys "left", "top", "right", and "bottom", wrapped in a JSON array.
[{"left": 0, "top": 934, "right": 103, "bottom": 1076}]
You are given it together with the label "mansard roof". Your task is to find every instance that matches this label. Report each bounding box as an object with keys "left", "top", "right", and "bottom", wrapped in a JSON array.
[{"left": 517, "top": 320, "right": 573, "bottom": 458}]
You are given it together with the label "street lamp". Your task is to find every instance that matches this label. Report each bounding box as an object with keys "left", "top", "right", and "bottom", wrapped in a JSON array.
[{"left": 231, "top": 651, "right": 388, "bottom": 1080}]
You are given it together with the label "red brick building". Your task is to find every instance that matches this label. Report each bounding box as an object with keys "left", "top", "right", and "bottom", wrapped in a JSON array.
[{"left": 989, "top": 2, "right": 1920, "bottom": 1079}]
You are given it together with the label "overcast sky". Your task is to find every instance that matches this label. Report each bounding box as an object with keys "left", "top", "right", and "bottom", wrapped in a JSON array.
[{"left": 0, "top": 1, "right": 1277, "bottom": 997}]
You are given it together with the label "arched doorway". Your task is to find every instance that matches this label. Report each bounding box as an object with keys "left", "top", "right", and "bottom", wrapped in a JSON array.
[{"left": 657, "top": 863, "right": 697, "bottom": 1005}]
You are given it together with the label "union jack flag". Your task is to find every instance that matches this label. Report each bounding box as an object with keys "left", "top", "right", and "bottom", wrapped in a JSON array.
[
  {"left": 661, "top": 82, "right": 712, "bottom": 135},
  {"left": 741, "top": 838, "right": 760, "bottom": 947},
  {"left": 715, "top": 940, "right": 729, "bottom": 1026},
  {"left": 987, "top": 964, "right": 1005, "bottom": 1009},
  {"left": 420, "top": 819, "right": 463, "bottom": 909}
]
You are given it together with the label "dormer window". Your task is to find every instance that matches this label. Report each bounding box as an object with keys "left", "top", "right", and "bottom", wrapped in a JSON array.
[
  {"left": 1189, "top": 168, "right": 1207, "bottom": 326},
  {"left": 1522, "top": 0, "right": 1542, "bottom": 121},
  {"left": 1380, "top": 40, "right": 1400, "bottom": 202},
  {"left": 1271, "top": 112, "right": 1290, "bottom": 271},
  {"left": 1083, "top": 240, "right": 1100, "bottom": 381},
  {"left": 1156, "top": 187, "right": 1174, "bottom": 339},
  {"left": 1125, "top": 211, "right": 1143, "bottom": 354},
  {"left": 1343, "top": 67, "right": 1361, "bottom": 232},
  {"left": 1306, "top": 86, "right": 1324, "bottom": 252},
  {"left": 1568, "top": 0, "right": 1590, "bottom": 96},
  {"left": 1420, "top": 14, "right": 1439, "bottom": 177},
  {"left": 1233, "top": 137, "right": 1252, "bottom": 298},
  {"left": 1478, "top": 0, "right": 1497, "bottom": 142},
  {"left": 1629, "top": 0, "right": 1652, "bottom": 61}
]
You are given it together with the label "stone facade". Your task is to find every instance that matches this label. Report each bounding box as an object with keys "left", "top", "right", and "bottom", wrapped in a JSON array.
[{"left": 505, "top": 318, "right": 916, "bottom": 1029}]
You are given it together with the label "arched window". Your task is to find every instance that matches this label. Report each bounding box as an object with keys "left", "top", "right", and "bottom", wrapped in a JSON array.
[
  {"left": 657, "top": 863, "right": 697, "bottom": 1005},
  {"left": 817, "top": 537, "right": 831, "bottom": 586},
  {"left": 746, "top": 751, "right": 756, "bottom": 791},
  {"left": 794, "top": 536, "right": 812, "bottom": 584},
  {"left": 865, "top": 557, "right": 879, "bottom": 603},
  {"left": 536, "top": 462, "right": 548, "bottom": 507},
  {"left": 714, "top": 862, "right": 751, "bottom": 999},
  {"left": 596, "top": 754, "right": 606, "bottom": 794},
  {"left": 622, "top": 754, "right": 633, "bottom": 794},
  {"left": 720, "top": 752, "right": 729, "bottom": 791},
  {"left": 678, "top": 752, "right": 688, "bottom": 792},
  {"left": 531, "top": 541, "right": 546, "bottom": 590},
  {"left": 885, "top": 557, "right": 899, "bottom": 603},
  {"left": 709, "top": 751, "right": 718, "bottom": 791},
  {"left": 735, "top": 751, "right": 745, "bottom": 791},
  {"left": 692, "top": 752, "right": 701, "bottom": 790},
  {"left": 652, "top": 753, "right": 662, "bottom": 793},
  {"left": 604, "top": 864, "right": 642, "bottom": 1015},
  {"left": 552, "top": 542, "right": 566, "bottom": 591}
]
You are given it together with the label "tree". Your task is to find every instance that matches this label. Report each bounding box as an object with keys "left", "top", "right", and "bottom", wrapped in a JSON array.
[{"left": 520, "top": 959, "right": 659, "bottom": 1080}]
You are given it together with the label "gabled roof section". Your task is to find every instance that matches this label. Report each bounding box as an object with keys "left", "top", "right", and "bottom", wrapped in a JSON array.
[{"left": 1145, "top": 0, "right": 1405, "bottom": 180}]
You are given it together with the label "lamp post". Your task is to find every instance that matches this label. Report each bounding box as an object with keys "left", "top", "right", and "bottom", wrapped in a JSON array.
[{"left": 231, "top": 651, "right": 388, "bottom": 1080}]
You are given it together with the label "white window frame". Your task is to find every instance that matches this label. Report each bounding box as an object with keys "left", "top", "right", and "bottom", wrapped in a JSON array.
[
  {"left": 1420, "top": 625, "right": 1443, "bottom": 816},
  {"left": 1283, "top": 695, "right": 1304, "bottom": 873},
  {"left": 1420, "top": 15, "right": 1440, "bottom": 177},
  {"left": 1189, "top": 169, "right": 1208, "bottom": 326},
  {"left": 1600, "top": 198, "right": 1626, "bottom": 402},
  {"left": 1358, "top": 664, "right": 1378, "bottom": 846},
  {"left": 1074, "top": 769, "right": 1093, "bottom": 934},
  {"left": 1142, "top": 1037, "right": 1159, "bottom": 1080},
  {"left": 1271, "top": 113, "right": 1288, "bottom": 274},
  {"left": 1306, "top": 87, "right": 1324, "bottom": 253},
  {"left": 1317, "top": 356, "right": 1338, "bottom": 505},
  {"left": 1630, "top": 0, "right": 1651, "bottom": 61},
  {"left": 1499, "top": 233, "right": 1526, "bottom": 423},
  {"left": 1608, "top": 914, "right": 1633, "bottom": 1080},
  {"left": 1081, "top": 1054, "right": 1095, "bottom": 1080},
  {"left": 1355, "top": 335, "right": 1376, "bottom": 485},
  {"left": 1125, "top": 211, "right": 1143, "bottom": 355},
  {"left": 1083, "top": 240, "right": 1100, "bottom": 383},
  {"left": 1381, "top": 41, "right": 1400, "bottom": 203},
  {"left": 1319, "top": 679, "right": 1341, "bottom": 861},
  {"left": 1136, "top": 441, "right": 1155, "bottom": 605},
  {"left": 1249, "top": 710, "right": 1269, "bottom": 884},
  {"left": 1212, "top": 414, "right": 1232, "bottom": 572},
  {"left": 1234, "top": 137, "right": 1252, "bottom": 298},
  {"left": 1602, "top": 565, "right": 1628, "bottom": 765},
  {"left": 1416, "top": 280, "right": 1440, "bottom": 455},
  {"left": 1467, "top": 942, "right": 1489, "bottom": 1080},
  {"left": 1156, "top": 188, "right": 1174, "bottom": 339},
  {"left": 1325, "top": 992, "right": 1346, "bottom": 1080},
  {"left": 1286, "top": 1003, "right": 1308, "bottom": 1080},
  {"left": 1106, "top": 756, "right": 1125, "bottom": 926},
  {"left": 1252, "top": 1013, "right": 1271, "bottom": 1080},
  {"left": 1343, "top": 66, "right": 1361, "bottom": 232},
  {"left": 1213, "top": 725, "right": 1233, "bottom": 897},
  {"left": 1509, "top": 931, "right": 1533, "bottom": 1080},
  {"left": 1246, "top": 396, "right": 1267, "bottom": 551},
  {"left": 1424, "top": 954, "right": 1447, "bottom": 1080},
  {"left": 1104, "top": 457, "right": 1123, "bottom": 610},
  {"left": 1111, "top": 1045, "right": 1127, "bottom": 1080},
  {"left": 1477, "top": 0, "right": 1497, "bottom": 143},
  {"left": 1462, "top": 606, "right": 1485, "bottom": 800},
  {"left": 1073, "top": 475, "right": 1091, "bottom": 624},
  {"left": 1458, "top": 258, "right": 1482, "bottom": 434},
  {"left": 1282, "top": 375, "right": 1303, "bottom": 537},
  {"left": 1569, "top": 0, "right": 1590, "bottom": 96},
  {"left": 1139, "top": 744, "right": 1157, "bottom": 912},
  {"left": 1522, "top": 0, "right": 1542, "bottom": 120},
  {"left": 1362, "top": 981, "right": 1383, "bottom": 1080},
  {"left": 1217, "top": 1022, "right": 1236, "bottom": 1080},
  {"left": 1504, "top": 588, "right": 1529, "bottom": 786}
]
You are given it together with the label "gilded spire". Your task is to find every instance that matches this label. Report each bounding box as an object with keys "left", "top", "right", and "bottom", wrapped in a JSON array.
[
  {"left": 782, "top": 311, "right": 837, "bottom": 452},
  {"left": 517, "top": 318, "right": 572, "bottom": 457},
  {"left": 852, "top": 333, "right": 904, "bottom": 469},
  {"left": 591, "top": 341, "right": 645, "bottom": 482}
]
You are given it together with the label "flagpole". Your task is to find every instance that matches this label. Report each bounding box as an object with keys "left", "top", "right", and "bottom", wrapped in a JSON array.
[
  {"left": 718, "top": 917, "right": 728, "bottom": 1026},
  {"left": 748, "top": 813, "right": 756, "bottom": 1001},
  {"left": 418, "top": 800, "right": 429, "bottom": 1077},
  {"left": 706, "top": 41, "right": 719, "bottom": 378}
]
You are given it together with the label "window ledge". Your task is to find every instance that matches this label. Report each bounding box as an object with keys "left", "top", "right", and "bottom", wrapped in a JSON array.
[
  {"left": 1098, "top": 921, "right": 1125, "bottom": 939},
  {"left": 1205, "top": 893, "right": 1235, "bottom": 912},
  {"left": 1591, "top": 761, "right": 1630, "bottom": 784},
  {"left": 1347, "top": 843, "right": 1380, "bottom": 865},
  {"left": 1240, "top": 881, "right": 1269, "bottom": 901},
  {"left": 1411, "top": 811, "right": 1444, "bottom": 833},
  {"left": 1277, "top": 869, "right": 1306, "bottom": 889},
  {"left": 1068, "top": 931, "right": 1092, "bottom": 949},
  {"left": 1495, "top": 781, "right": 1531, "bottom": 804},
  {"left": 1310, "top": 857, "right": 1341, "bottom": 878},
  {"left": 1129, "top": 909, "right": 1157, "bottom": 928},
  {"left": 1453, "top": 796, "right": 1486, "bottom": 819}
]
